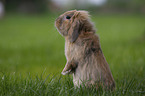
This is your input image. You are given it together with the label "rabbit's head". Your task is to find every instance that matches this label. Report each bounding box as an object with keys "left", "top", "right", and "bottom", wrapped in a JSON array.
[{"left": 55, "top": 10, "right": 95, "bottom": 43}]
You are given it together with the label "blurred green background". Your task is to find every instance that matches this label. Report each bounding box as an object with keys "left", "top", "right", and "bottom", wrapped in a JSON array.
[{"left": 0, "top": 0, "right": 145, "bottom": 78}]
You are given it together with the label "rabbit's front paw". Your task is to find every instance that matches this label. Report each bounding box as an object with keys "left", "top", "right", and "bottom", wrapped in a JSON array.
[{"left": 61, "top": 69, "right": 71, "bottom": 75}]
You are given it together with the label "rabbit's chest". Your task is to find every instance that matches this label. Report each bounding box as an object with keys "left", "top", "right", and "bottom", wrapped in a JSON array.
[{"left": 65, "top": 41, "right": 83, "bottom": 60}]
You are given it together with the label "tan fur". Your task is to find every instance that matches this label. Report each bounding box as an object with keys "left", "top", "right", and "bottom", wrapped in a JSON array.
[{"left": 55, "top": 10, "right": 115, "bottom": 90}]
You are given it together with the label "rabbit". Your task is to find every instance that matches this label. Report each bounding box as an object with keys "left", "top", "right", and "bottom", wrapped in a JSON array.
[{"left": 55, "top": 10, "right": 115, "bottom": 90}]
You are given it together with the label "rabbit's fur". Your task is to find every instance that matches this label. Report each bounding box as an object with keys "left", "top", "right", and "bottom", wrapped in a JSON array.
[{"left": 55, "top": 10, "right": 115, "bottom": 90}]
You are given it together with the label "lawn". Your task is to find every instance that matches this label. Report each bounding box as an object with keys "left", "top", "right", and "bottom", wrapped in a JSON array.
[{"left": 0, "top": 13, "right": 145, "bottom": 95}]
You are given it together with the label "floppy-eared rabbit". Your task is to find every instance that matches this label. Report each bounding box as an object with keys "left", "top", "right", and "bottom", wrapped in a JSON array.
[{"left": 55, "top": 10, "right": 115, "bottom": 90}]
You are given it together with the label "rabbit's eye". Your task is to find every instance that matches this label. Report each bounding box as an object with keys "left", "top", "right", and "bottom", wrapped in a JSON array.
[{"left": 66, "top": 16, "right": 71, "bottom": 19}]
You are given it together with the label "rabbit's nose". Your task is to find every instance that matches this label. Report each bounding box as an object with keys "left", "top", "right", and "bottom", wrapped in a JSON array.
[
  {"left": 57, "top": 18, "right": 63, "bottom": 26},
  {"left": 56, "top": 15, "right": 61, "bottom": 21},
  {"left": 55, "top": 17, "right": 59, "bottom": 21}
]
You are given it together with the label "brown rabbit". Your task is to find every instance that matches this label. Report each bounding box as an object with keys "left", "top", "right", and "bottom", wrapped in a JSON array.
[{"left": 55, "top": 10, "right": 115, "bottom": 90}]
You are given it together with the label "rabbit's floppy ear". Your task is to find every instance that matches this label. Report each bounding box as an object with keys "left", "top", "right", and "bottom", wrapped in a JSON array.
[{"left": 68, "top": 12, "right": 80, "bottom": 43}]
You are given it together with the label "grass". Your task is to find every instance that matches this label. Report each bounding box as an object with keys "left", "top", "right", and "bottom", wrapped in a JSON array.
[{"left": 0, "top": 13, "right": 145, "bottom": 95}]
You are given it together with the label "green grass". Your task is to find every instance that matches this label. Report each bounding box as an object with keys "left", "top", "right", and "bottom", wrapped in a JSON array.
[{"left": 0, "top": 13, "right": 145, "bottom": 95}]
